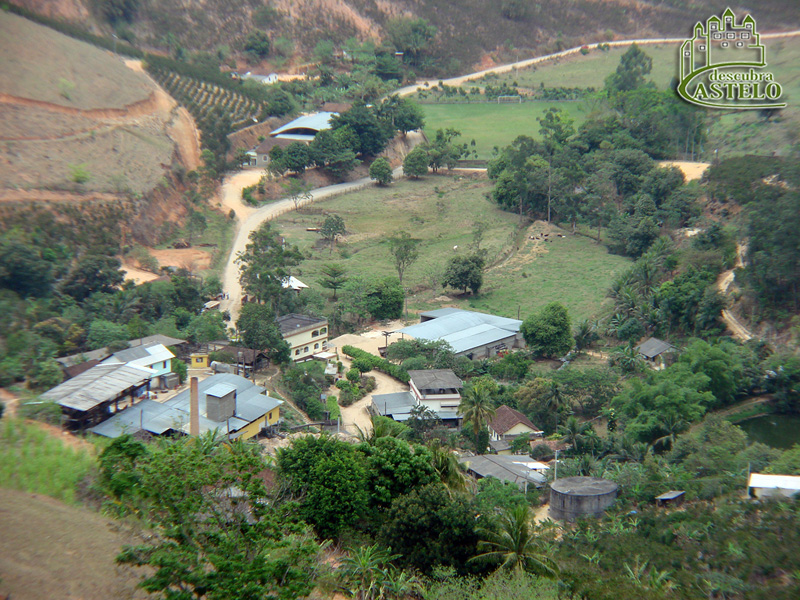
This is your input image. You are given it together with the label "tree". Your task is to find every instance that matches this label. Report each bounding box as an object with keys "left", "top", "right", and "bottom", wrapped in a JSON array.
[
  {"left": 186, "top": 208, "right": 207, "bottom": 245},
  {"left": 309, "top": 129, "right": 360, "bottom": 180},
  {"left": 369, "top": 157, "right": 393, "bottom": 185},
  {"left": 403, "top": 147, "right": 429, "bottom": 178},
  {"left": 320, "top": 264, "right": 348, "bottom": 299},
  {"left": 101, "top": 0, "right": 140, "bottom": 23},
  {"left": 471, "top": 505, "right": 558, "bottom": 578},
  {"left": 442, "top": 253, "right": 485, "bottom": 295},
  {"left": 605, "top": 43, "right": 653, "bottom": 93},
  {"left": 236, "top": 303, "right": 290, "bottom": 364},
  {"left": 387, "top": 231, "right": 419, "bottom": 285},
  {"left": 59, "top": 255, "right": 125, "bottom": 302},
  {"left": 0, "top": 238, "right": 53, "bottom": 298},
  {"left": 385, "top": 17, "right": 438, "bottom": 67},
  {"left": 426, "top": 128, "right": 469, "bottom": 172},
  {"left": 537, "top": 107, "right": 575, "bottom": 154},
  {"left": 87, "top": 319, "right": 129, "bottom": 350},
  {"left": 281, "top": 177, "right": 313, "bottom": 210},
  {"left": 244, "top": 30, "right": 271, "bottom": 61},
  {"left": 339, "top": 544, "right": 397, "bottom": 600},
  {"left": 113, "top": 436, "right": 322, "bottom": 600},
  {"left": 558, "top": 416, "right": 592, "bottom": 453},
  {"left": 378, "top": 483, "right": 479, "bottom": 575},
  {"left": 284, "top": 142, "right": 311, "bottom": 174},
  {"left": 458, "top": 379, "right": 497, "bottom": 454},
  {"left": 366, "top": 277, "right": 404, "bottom": 320},
  {"left": 236, "top": 222, "right": 302, "bottom": 306},
  {"left": 362, "top": 436, "right": 436, "bottom": 507},
  {"left": 521, "top": 302, "right": 574, "bottom": 358},
  {"left": 330, "top": 104, "right": 389, "bottom": 157},
  {"left": 277, "top": 435, "right": 370, "bottom": 538}
]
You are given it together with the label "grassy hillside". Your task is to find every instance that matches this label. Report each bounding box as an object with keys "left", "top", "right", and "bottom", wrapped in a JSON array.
[{"left": 274, "top": 174, "right": 629, "bottom": 322}]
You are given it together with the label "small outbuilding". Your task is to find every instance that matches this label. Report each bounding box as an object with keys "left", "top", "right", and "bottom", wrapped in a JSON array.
[
  {"left": 549, "top": 476, "right": 618, "bottom": 521},
  {"left": 748, "top": 473, "right": 800, "bottom": 499},
  {"left": 459, "top": 455, "right": 548, "bottom": 491},
  {"left": 655, "top": 490, "right": 686, "bottom": 507},
  {"left": 635, "top": 337, "right": 676, "bottom": 367}
]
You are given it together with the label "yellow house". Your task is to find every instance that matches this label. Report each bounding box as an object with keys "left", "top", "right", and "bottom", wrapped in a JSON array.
[
  {"left": 276, "top": 313, "right": 329, "bottom": 362},
  {"left": 190, "top": 353, "right": 210, "bottom": 369},
  {"left": 488, "top": 405, "right": 544, "bottom": 444}
]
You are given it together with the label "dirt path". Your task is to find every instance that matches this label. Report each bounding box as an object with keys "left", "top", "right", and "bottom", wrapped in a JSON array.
[
  {"left": 716, "top": 244, "right": 753, "bottom": 342},
  {"left": 658, "top": 161, "right": 710, "bottom": 181},
  {"left": 393, "top": 31, "right": 800, "bottom": 97}
]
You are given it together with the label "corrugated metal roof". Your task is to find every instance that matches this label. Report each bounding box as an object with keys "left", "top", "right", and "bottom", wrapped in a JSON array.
[
  {"left": 206, "top": 383, "right": 237, "bottom": 398},
  {"left": 459, "top": 455, "right": 547, "bottom": 489},
  {"left": 398, "top": 309, "right": 521, "bottom": 355},
  {"left": 90, "top": 374, "right": 282, "bottom": 438},
  {"left": 43, "top": 363, "right": 154, "bottom": 412},
  {"left": 749, "top": 473, "right": 800, "bottom": 490},
  {"left": 408, "top": 369, "right": 463, "bottom": 390},
  {"left": 270, "top": 112, "right": 335, "bottom": 136},
  {"left": 636, "top": 337, "right": 675, "bottom": 359}
]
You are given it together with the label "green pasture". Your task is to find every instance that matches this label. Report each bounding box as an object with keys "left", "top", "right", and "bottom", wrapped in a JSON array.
[
  {"left": 274, "top": 175, "right": 630, "bottom": 322},
  {"left": 422, "top": 101, "right": 589, "bottom": 159}
]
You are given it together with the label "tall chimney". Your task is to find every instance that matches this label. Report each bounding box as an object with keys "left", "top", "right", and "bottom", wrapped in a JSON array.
[{"left": 190, "top": 377, "right": 200, "bottom": 436}]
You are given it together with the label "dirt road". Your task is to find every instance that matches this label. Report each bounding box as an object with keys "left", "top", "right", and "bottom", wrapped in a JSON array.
[
  {"left": 393, "top": 31, "right": 800, "bottom": 97},
  {"left": 220, "top": 133, "right": 423, "bottom": 323},
  {"left": 716, "top": 244, "right": 753, "bottom": 341}
]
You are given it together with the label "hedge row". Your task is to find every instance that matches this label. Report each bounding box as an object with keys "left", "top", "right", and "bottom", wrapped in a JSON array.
[{"left": 341, "top": 346, "right": 410, "bottom": 384}]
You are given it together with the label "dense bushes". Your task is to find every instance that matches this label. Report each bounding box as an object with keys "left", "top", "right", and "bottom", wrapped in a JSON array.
[{"left": 342, "top": 346, "right": 410, "bottom": 383}]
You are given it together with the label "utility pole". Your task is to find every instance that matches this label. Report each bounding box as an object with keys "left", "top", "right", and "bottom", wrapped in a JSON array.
[{"left": 554, "top": 449, "right": 559, "bottom": 481}]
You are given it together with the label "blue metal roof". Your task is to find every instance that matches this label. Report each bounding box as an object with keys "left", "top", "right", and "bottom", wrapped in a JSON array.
[
  {"left": 90, "top": 374, "right": 282, "bottom": 438},
  {"left": 398, "top": 309, "right": 522, "bottom": 355}
]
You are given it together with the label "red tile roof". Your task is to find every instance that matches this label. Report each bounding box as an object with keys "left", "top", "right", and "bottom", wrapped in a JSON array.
[{"left": 489, "top": 404, "right": 542, "bottom": 435}]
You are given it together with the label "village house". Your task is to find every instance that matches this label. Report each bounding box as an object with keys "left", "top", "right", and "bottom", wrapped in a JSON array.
[
  {"left": 372, "top": 368, "right": 463, "bottom": 426},
  {"left": 101, "top": 342, "right": 177, "bottom": 390},
  {"left": 277, "top": 313, "right": 329, "bottom": 361},
  {"left": 90, "top": 374, "right": 282, "bottom": 441},
  {"left": 488, "top": 404, "right": 544, "bottom": 453}
]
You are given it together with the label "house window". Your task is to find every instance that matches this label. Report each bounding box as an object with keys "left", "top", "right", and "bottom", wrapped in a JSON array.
[
  {"left": 195, "top": 357, "right": 202, "bottom": 363},
  {"left": 314, "top": 343, "right": 319, "bottom": 350},
  {"left": 304, "top": 346, "right": 309, "bottom": 353},
  {"left": 312, "top": 330, "right": 318, "bottom": 337},
  {"left": 320, "top": 327, "right": 327, "bottom": 335},
  {"left": 295, "top": 349, "right": 300, "bottom": 355}
]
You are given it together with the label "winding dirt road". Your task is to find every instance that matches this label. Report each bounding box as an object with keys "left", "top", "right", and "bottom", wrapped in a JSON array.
[
  {"left": 219, "top": 160, "right": 415, "bottom": 323},
  {"left": 716, "top": 244, "right": 754, "bottom": 341}
]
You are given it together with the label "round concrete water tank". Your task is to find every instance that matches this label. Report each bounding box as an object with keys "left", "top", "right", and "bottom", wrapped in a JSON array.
[{"left": 549, "top": 476, "right": 618, "bottom": 521}]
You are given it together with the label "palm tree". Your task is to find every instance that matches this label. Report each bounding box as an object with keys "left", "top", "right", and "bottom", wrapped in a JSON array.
[
  {"left": 542, "top": 380, "right": 567, "bottom": 432},
  {"left": 381, "top": 568, "right": 424, "bottom": 600},
  {"left": 339, "top": 544, "right": 397, "bottom": 600},
  {"left": 457, "top": 379, "right": 496, "bottom": 454},
  {"left": 428, "top": 439, "right": 468, "bottom": 493},
  {"left": 652, "top": 414, "right": 688, "bottom": 451},
  {"left": 558, "top": 415, "right": 591, "bottom": 453},
  {"left": 573, "top": 319, "right": 599, "bottom": 353},
  {"left": 355, "top": 414, "right": 409, "bottom": 444},
  {"left": 471, "top": 504, "right": 558, "bottom": 578}
]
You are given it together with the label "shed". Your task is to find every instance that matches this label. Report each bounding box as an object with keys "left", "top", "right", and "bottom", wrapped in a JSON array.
[
  {"left": 635, "top": 337, "right": 676, "bottom": 361},
  {"left": 655, "top": 490, "right": 686, "bottom": 507},
  {"left": 748, "top": 473, "right": 800, "bottom": 499}
]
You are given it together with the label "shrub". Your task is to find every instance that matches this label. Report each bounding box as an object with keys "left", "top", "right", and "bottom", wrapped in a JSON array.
[
  {"left": 341, "top": 346, "right": 410, "bottom": 383},
  {"left": 18, "top": 400, "right": 63, "bottom": 426}
]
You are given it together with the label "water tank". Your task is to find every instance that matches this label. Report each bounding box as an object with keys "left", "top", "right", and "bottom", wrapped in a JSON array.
[{"left": 549, "top": 476, "right": 618, "bottom": 521}]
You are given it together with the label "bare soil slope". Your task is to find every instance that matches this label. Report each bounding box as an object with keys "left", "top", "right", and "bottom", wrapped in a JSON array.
[
  {"left": 0, "top": 11, "right": 198, "bottom": 195},
  {"left": 0, "top": 488, "right": 146, "bottom": 600}
]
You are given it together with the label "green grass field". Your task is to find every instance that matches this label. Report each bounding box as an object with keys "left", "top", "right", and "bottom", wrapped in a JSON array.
[
  {"left": 422, "top": 101, "right": 589, "bottom": 159},
  {"left": 274, "top": 175, "right": 630, "bottom": 322},
  {"left": 475, "top": 43, "right": 681, "bottom": 91},
  {"left": 421, "top": 36, "right": 800, "bottom": 158}
]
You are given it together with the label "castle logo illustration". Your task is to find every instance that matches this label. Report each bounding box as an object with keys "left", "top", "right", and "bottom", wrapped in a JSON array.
[{"left": 677, "top": 7, "right": 786, "bottom": 109}]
